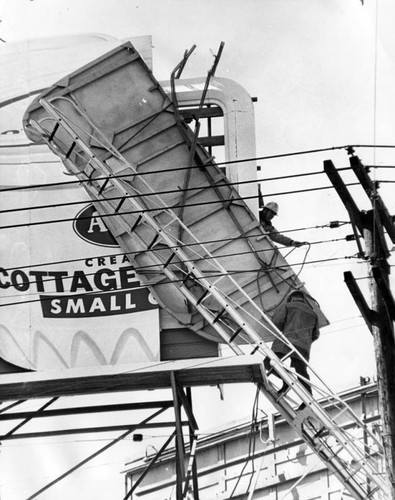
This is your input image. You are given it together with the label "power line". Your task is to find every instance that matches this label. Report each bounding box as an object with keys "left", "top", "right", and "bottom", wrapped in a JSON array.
[
  {"left": 365, "top": 165, "right": 395, "bottom": 169},
  {"left": 0, "top": 245, "right": 343, "bottom": 306},
  {"left": 0, "top": 253, "right": 362, "bottom": 310},
  {"left": 2, "top": 140, "right": 395, "bottom": 193},
  {"left": 0, "top": 230, "right": 351, "bottom": 284},
  {"left": 0, "top": 177, "right": 357, "bottom": 219},
  {"left": 0, "top": 176, "right": 320, "bottom": 215},
  {"left": 3, "top": 173, "right": 394, "bottom": 227},
  {"left": 0, "top": 226, "right": 349, "bottom": 284},
  {"left": 0, "top": 162, "right": 344, "bottom": 195},
  {"left": 0, "top": 180, "right": 363, "bottom": 231}
]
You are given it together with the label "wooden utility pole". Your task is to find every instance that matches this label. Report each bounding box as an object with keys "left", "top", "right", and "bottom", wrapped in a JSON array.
[
  {"left": 364, "top": 210, "right": 395, "bottom": 496},
  {"left": 325, "top": 155, "right": 395, "bottom": 495}
]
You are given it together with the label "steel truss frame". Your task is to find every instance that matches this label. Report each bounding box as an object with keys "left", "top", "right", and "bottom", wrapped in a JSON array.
[{"left": 0, "top": 357, "right": 267, "bottom": 500}]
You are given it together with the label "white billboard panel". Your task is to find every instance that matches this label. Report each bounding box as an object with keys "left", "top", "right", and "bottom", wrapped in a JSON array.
[{"left": 0, "top": 36, "right": 160, "bottom": 371}]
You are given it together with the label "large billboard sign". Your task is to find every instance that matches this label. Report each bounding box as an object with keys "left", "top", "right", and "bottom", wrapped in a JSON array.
[
  {"left": 0, "top": 35, "right": 160, "bottom": 371},
  {"left": 1, "top": 34, "right": 328, "bottom": 374}
]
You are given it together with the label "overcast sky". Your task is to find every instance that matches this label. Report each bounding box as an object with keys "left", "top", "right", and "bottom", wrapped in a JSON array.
[{"left": 0, "top": 1, "right": 394, "bottom": 499}]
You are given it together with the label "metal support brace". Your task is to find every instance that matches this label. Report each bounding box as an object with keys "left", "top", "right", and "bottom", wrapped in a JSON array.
[
  {"left": 186, "top": 387, "right": 200, "bottom": 500},
  {"left": 26, "top": 406, "right": 168, "bottom": 500},
  {"left": 173, "top": 43, "right": 224, "bottom": 239},
  {"left": 171, "top": 372, "right": 186, "bottom": 500}
]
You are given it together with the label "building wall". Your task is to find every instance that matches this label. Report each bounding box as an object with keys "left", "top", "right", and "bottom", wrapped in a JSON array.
[{"left": 124, "top": 383, "right": 382, "bottom": 499}]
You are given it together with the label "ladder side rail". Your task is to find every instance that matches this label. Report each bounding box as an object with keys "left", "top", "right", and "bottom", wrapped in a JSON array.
[
  {"left": 267, "top": 404, "right": 385, "bottom": 498},
  {"left": 211, "top": 277, "right": 386, "bottom": 457},
  {"left": 30, "top": 126, "right": 248, "bottom": 356},
  {"left": 33, "top": 103, "right": 388, "bottom": 497},
  {"left": 28, "top": 115, "right": 388, "bottom": 478},
  {"left": 45, "top": 95, "right": 133, "bottom": 161},
  {"left": 38, "top": 101, "right": 326, "bottom": 407},
  {"left": 36, "top": 104, "right": 350, "bottom": 415},
  {"left": 78, "top": 159, "right": 387, "bottom": 495},
  {"left": 39, "top": 98, "right": 293, "bottom": 335},
  {"left": 38, "top": 101, "right": 385, "bottom": 467},
  {"left": 40, "top": 98, "right": 305, "bottom": 364},
  {"left": 258, "top": 375, "right": 383, "bottom": 500},
  {"left": 40, "top": 98, "right": 340, "bottom": 409},
  {"left": 40, "top": 103, "right": 385, "bottom": 469}
]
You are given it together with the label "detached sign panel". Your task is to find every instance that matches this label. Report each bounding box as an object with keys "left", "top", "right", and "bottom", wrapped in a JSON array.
[{"left": 24, "top": 41, "right": 328, "bottom": 351}]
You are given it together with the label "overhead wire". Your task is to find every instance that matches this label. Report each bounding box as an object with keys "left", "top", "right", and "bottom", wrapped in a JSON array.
[
  {"left": 0, "top": 146, "right": 392, "bottom": 227},
  {"left": 0, "top": 232, "right": 353, "bottom": 314},
  {"left": 1, "top": 141, "right": 394, "bottom": 194},
  {"left": 0, "top": 252, "right": 363, "bottom": 310},
  {"left": 0, "top": 225, "right": 349, "bottom": 274},
  {"left": 0, "top": 175, "right": 338, "bottom": 217},
  {"left": 0, "top": 229, "right": 355, "bottom": 292},
  {"left": 3, "top": 139, "right": 395, "bottom": 157},
  {"left": 1, "top": 154, "right": 391, "bottom": 231},
  {"left": 229, "top": 386, "right": 260, "bottom": 499},
  {"left": 0, "top": 166, "right": 354, "bottom": 215},
  {"left": 0, "top": 185, "right": 364, "bottom": 231},
  {"left": 0, "top": 161, "right": 351, "bottom": 194},
  {"left": 0, "top": 181, "right": 368, "bottom": 224}
]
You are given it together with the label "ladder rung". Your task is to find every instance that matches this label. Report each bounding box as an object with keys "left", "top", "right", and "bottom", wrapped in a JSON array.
[
  {"left": 196, "top": 289, "right": 209, "bottom": 306},
  {"left": 229, "top": 327, "right": 242, "bottom": 343},
  {"left": 147, "top": 234, "right": 160, "bottom": 250},
  {"left": 49, "top": 122, "right": 60, "bottom": 141},
  {"left": 250, "top": 345, "right": 260, "bottom": 355},
  {"left": 83, "top": 162, "right": 96, "bottom": 181},
  {"left": 65, "top": 141, "right": 76, "bottom": 159},
  {"left": 98, "top": 177, "right": 110, "bottom": 195},
  {"left": 163, "top": 253, "right": 175, "bottom": 269},
  {"left": 115, "top": 197, "right": 126, "bottom": 213},
  {"left": 130, "top": 215, "right": 143, "bottom": 232},
  {"left": 314, "top": 426, "right": 327, "bottom": 439},
  {"left": 212, "top": 308, "right": 226, "bottom": 324},
  {"left": 367, "top": 486, "right": 380, "bottom": 498}
]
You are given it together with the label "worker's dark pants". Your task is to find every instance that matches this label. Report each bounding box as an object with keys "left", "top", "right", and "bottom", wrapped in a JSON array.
[{"left": 264, "top": 350, "right": 312, "bottom": 395}]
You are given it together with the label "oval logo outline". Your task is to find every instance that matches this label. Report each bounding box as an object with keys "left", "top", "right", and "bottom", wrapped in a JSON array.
[{"left": 73, "top": 204, "right": 118, "bottom": 248}]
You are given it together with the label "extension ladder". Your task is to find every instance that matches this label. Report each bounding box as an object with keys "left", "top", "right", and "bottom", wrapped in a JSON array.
[{"left": 26, "top": 96, "right": 389, "bottom": 499}]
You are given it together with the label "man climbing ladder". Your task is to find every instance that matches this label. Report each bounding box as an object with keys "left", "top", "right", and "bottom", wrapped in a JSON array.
[{"left": 265, "top": 290, "right": 319, "bottom": 398}]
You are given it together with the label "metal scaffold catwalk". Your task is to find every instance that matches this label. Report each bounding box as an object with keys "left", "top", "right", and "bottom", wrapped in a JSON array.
[{"left": 23, "top": 42, "right": 389, "bottom": 498}]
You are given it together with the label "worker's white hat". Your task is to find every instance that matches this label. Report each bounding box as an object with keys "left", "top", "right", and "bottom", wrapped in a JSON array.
[{"left": 265, "top": 201, "right": 279, "bottom": 215}]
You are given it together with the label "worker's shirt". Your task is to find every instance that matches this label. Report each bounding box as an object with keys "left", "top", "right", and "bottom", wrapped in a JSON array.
[
  {"left": 270, "top": 300, "right": 319, "bottom": 356},
  {"left": 260, "top": 219, "right": 294, "bottom": 246}
]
